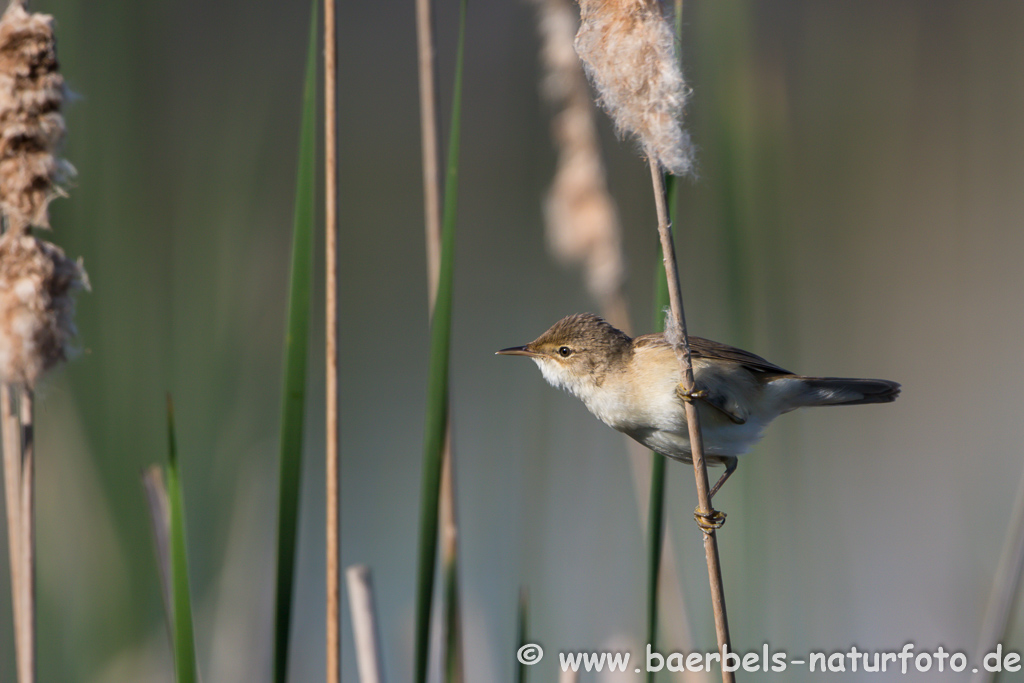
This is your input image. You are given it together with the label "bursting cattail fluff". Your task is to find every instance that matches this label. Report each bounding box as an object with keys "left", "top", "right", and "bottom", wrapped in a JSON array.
[
  {"left": 574, "top": 0, "right": 693, "bottom": 175},
  {"left": 0, "top": 232, "right": 87, "bottom": 386},
  {"left": 0, "top": 2, "right": 69, "bottom": 234},
  {"left": 533, "top": 0, "right": 630, "bottom": 331}
]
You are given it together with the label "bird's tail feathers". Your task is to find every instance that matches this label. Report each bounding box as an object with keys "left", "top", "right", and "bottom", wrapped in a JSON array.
[{"left": 782, "top": 376, "right": 901, "bottom": 410}]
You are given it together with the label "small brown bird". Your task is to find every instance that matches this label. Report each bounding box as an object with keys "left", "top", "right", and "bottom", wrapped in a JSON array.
[{"left": 498, "top": 313, "right": 900, "bottom": 498}]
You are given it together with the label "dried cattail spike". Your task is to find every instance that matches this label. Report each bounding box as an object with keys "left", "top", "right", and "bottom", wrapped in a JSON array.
[
  {"left": 0, "top": 2, "right": 69, "bottom": 233},
  {"left": 575, "top": 0, "right": 693, "bottom": 176},
  {"left": 0, "top": 231, "right": 88, "bottom": 386}
]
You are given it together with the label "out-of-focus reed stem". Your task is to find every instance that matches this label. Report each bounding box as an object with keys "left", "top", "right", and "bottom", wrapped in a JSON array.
[
  {"left": 971, "top": 462, "right": 1024, "bottom": 683},
  {"left": 345, "top": 565, "right": 386, "bottom": 683},
  {"left": 440, "top": 431, "right": 463, "bottom": 683},
  {"left": 141, "top": 466, "right": 172, "bottom": 633},
  {"left": 416, "top": 0, "right": 442, "bottom": 306},
  {"left": 324, "top": 0, "right": 339, "bottom": 681},
  {"left": 649, "top": 159, "right": 733, "bottom": 683}
]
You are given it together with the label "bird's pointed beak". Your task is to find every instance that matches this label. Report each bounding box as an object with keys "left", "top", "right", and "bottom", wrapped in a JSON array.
[{"left": 496, "top": 345, "right": 539, "bottom": 357}]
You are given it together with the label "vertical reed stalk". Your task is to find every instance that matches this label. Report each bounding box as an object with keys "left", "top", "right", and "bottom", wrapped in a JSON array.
[
  {"left": 439, "top": 437, "right": 462, "bottom": 683},
  {"left": 649, "top": 160, "right": 733, "bottom": 682},
  {"left": 416, "top": 0, "right": 441, "bottom": 306},
  {"left": 1, "top": 385, "right": 20, "bottom": 663},
  {"left": 971, "top": 462, "right": 1024, "bottom": 683},
  {"left": 2, "top": 383, "right": 29, "bottom": 683},
  {"left": 645, "top": 6, "right": 685, "bottom": 679},
  {"left": 16, "top": 388, "right": 34, "bottom": 683},
  {"left": 324, "top": 0, "right": 339, "bottom": 681},
  {"left": 345, "top": 565, "right": 386, "bottom": 683},
  {"left": 1, "top": 385, "right": 36, "bottom": 683}
]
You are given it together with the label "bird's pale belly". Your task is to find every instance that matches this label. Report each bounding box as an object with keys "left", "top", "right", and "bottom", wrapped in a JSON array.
[
  {"left": 620, "top": 406, "right": 771, "bottom": 464},
  {"left": 580, "top": 367, "right": 776, "bottom": 463},
  {"left": 622, "top": 417, "right": 770, "bottom": 464}
]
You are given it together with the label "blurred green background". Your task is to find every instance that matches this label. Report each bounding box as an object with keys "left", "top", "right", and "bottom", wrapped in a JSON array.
[{"left": 1, "top": 0, "right": 1022, "bottom": 681}]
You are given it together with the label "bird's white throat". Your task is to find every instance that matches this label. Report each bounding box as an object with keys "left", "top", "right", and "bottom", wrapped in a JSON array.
[{"left": 532, "top": 357, "right": 588, "bottom": 400}]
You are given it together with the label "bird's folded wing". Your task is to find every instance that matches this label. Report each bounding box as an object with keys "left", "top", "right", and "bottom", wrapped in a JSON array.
[
  {"left": 635, "top": 332, "right": 793, "bottom": 425},
  {"left": 687, "top": 336, "right": 792, "bottom": 375}
]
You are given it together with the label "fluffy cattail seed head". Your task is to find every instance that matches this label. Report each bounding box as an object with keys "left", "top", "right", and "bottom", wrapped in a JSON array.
[
  {"left": 575, "top": 0, "right": 693, "bottom": 175},
  {"left": 0, "top": 231, "right": 88, "bottom": 386},
  {"left": 0, "top": 2, "right": 69, "bottom": 233}
]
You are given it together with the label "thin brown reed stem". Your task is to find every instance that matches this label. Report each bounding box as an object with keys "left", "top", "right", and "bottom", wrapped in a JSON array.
[
  {"left": 416, "top": 0, "right": 442, "bottom": 307},
  {"left": 2, "top": 384, "right": 35, "bottom": 683},
  {"left": 11, "top": 387, "right": 34, "bottom": 683},
  {"left": 1, "top": 384, "right": 22, "bottom": 678},
  {"left": 649, "top": 158, "right": 733, "bottom": 682},
  {"left": 345, "top": 565, "right": 385, "bottom": 683},
  {"left": 19, "top": 389, "right": 34, "bottom": 683},
  {"left": 324, "top": 0, "right": 339, "bottom": 681}
]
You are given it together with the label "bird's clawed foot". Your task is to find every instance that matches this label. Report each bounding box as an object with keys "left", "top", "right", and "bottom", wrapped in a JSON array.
[
  {"left": 693, "top": 506, "right": 727, "bottom": 533},
  {"left": 677, "top": 388, "right": 708, "bottom": 403}
]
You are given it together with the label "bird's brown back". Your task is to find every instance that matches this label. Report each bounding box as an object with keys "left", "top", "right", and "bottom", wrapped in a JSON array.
[{"left": 631, "top": 333, "right": 793, "bottom": 378}]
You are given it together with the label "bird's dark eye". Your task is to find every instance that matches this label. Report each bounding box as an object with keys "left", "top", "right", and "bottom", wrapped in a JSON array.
[{"left": 558, "top": 346, "right": 572, "bottom": 358}]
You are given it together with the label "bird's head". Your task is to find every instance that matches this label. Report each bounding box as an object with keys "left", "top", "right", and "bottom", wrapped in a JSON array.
[{"left": 497, "top": 313, "right": 631, "bottom": 397}]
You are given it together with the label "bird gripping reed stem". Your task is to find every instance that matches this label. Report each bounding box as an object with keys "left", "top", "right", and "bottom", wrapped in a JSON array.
[{"left": 648, "top": 158, "right": 734, "bottom": 682}]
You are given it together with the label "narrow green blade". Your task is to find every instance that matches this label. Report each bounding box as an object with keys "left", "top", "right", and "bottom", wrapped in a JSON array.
[
  {"left": 645, "top": 453, "right": 666, "bottom": 683},
  {"left": 166, "top": 396, "right": 198, "bottom": 683},
  {"left": 413, "top": 1, "right": 468, "bottom": 682},
  {"left": 272, "top": 3, "right": 318, "bottom": 681}
]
